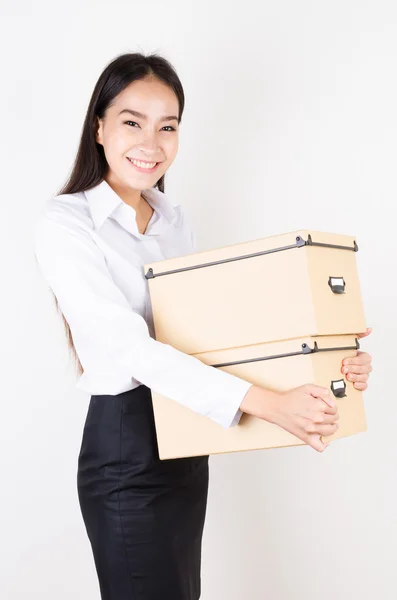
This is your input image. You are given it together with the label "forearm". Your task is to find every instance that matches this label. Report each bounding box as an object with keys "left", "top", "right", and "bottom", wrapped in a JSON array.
[{"left": 239, "top": 384, "right": 280, "bottom": 423}]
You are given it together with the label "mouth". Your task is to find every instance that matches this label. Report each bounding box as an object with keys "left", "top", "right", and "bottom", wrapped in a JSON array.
[{"left": 126, "top": 157, "right": 161, "bottom": 173}]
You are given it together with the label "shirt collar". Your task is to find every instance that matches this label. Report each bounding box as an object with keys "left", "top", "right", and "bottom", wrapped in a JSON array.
[{"left": 84, "top": 178, "right": 179, "bottom": 238}]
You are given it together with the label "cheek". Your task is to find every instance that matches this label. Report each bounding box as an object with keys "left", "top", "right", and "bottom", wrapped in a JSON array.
[
  {"left": 103, "top": 130, "right": 129, "bottom": 163},
  {"left": 164, "top": 136, "right": 179, "bottom": 161}
]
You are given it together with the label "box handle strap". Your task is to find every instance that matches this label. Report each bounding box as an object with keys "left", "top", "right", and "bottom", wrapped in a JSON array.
[
  {"left": 145, "top": 234, "right": 358, "bottom": 279},
  {"left": 210, "top": 338, "right": 360, "bottom": 368}
]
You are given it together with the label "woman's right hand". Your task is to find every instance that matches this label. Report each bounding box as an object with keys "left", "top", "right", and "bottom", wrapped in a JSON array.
[{"left": 239, "top": 383, "right": 340, "bottom": 452}]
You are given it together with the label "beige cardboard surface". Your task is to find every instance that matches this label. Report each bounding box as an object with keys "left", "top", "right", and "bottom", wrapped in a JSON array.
[
  {"left": 144, "top": 229, "right": 367, "bottom": 354},
  {"left": 151, "top": 334, "right": 367, "bottom": 459}
]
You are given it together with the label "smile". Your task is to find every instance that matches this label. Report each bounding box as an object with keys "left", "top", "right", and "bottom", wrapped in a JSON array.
[{"left": 127, "top": 157, "right": 160, "bottom": 172}]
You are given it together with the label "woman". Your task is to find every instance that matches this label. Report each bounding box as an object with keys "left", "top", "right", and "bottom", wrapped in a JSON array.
[{"left": 33, "top": 52, "right": 373, "bottom": 600}]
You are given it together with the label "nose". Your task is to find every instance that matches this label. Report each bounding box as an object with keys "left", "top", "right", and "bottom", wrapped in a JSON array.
[{"left": 138, "top": 131, "right": 160, "bottom": 156}]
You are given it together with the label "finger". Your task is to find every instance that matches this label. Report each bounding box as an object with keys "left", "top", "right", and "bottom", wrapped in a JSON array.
[
  {"left": 298, "top": 414, "right": 339, "bottom": 433},
  {"left": 306, "top": 406, "right": 339, "bottom": 421},
  {"left": 344, "top": 365, "right": 372, "bottom": 376},
  {"left": 324, "top": 403, "right": 338, "bottom": 415},
  {"left": 342, "top": 359, "right": 372, "bottom": 378},
  {"left": 314, "top": 412, "right": 339, "bottom": 424},
  {"left": 343, "top": 351, "right": 372, "bottom": 367},
  {"left": 353, "top": 382, "right": 368, "bottom": 390},
  {"left": 346, "top": 372, "right": 369, "bottom": 383},
  {"left": 307, "top": 434, "right": 329, "bottom": 452},
  {"left": 343, "top": 351, "right": 358, "bottom": 364},
  {"left": 305, "top": 422, "right": 339, "bottom": 436},
  {"left": 309, "top": 385, "right": 335, "bottom": 409},
  {"left": 357, "top": 327, "right": 372, "bottom": 338},
  {"left": 288, "top": 424, "right": 329, "bottom": 452}
]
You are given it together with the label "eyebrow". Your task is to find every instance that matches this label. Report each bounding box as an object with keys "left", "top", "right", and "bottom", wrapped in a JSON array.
[{"left": 118, "top": 109, "right": 179, "bottom": 122}]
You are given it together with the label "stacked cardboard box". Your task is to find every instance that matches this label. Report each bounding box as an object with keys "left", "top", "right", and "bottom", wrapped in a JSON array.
[{"left": 144, "top": 229, "right": 367, "bottom": 459}]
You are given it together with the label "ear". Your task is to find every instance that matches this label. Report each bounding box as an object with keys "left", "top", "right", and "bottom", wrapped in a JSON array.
[{"left": 95, "top": 116, "right": 103, "bottom": 145}]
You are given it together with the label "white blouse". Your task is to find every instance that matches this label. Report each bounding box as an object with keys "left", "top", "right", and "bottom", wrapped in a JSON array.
[{"left": 33, "top": 178, "right": 252, "bottom": 428}]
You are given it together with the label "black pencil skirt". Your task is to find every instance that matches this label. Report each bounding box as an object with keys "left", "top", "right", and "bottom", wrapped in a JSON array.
[{"left": 77, "top": 384, "right": 209, "bottom": 600}]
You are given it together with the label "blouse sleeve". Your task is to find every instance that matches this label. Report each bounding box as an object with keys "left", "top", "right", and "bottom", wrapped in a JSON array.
[{"left": 33, "top": 215, "right": 252, "bottom": 428}]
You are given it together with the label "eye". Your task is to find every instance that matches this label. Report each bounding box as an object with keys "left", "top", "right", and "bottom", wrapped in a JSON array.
[{"left": 124, "top": 121, "right": 176, "bottom": 132}]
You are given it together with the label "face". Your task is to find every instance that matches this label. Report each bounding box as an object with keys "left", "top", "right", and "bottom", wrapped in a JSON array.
[{"left": 95, "top": 76, "right": 180, "bottom": 191}]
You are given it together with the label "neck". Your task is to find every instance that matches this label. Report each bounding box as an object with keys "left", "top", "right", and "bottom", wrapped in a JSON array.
[{"left": 105, "top": 174, "right": 146, "bottom": 211}]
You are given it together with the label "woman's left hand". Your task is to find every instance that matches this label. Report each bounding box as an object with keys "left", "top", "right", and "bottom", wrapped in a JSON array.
[{"left": 341, "top": 327, "right": 373, "bottom": 390}]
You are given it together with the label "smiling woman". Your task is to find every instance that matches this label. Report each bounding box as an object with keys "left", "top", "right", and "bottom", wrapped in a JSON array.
[{"left": 32, "top": 52, "right": 255, "bottom": 600}]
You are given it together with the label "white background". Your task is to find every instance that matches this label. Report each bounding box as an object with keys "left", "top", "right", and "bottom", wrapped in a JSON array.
[{"left": 1, "top": 0, "right": 396, "bottom": 598}]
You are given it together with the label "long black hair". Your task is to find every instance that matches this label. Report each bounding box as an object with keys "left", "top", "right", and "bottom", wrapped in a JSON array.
[{"left": 53, "top": 52, "right": 185, "bottom": 375}]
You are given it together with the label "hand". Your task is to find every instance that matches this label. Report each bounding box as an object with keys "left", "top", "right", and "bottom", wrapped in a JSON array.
[
  {"left": 341, "top": 327, "right": 373, "bottom": 391},
  {"left": 274, "top": 384, "right": 339, "bottom": 452},
  {"left": 251, "top": 384, "right": 340, "bottom": 453}
]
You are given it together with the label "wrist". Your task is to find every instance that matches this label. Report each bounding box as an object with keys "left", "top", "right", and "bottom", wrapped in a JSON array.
[{"left": 239, "top": 384, "right": 280, "bottom": 423}]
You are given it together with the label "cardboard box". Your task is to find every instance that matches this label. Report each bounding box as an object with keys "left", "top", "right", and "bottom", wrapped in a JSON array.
[
  {"left": 149, "top": 334, "right": 367, "bottom": 459},
  {"left": 144, "top": 229, "right": 366, "bottom": 355},
  {"left": 144, "top": 230, "right": 368, "bottom": 458}
]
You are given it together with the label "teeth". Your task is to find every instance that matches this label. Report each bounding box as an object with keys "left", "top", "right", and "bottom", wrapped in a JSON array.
[{"left": 128, "top": 158, "right": 157, "bottom": 169}]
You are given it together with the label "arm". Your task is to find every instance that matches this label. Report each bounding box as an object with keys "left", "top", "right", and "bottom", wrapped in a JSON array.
[{"left": 33, "top": 215, "right": 254, "bottom": 429}]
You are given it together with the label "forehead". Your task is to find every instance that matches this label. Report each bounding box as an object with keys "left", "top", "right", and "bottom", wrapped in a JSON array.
[{"left": 112, "top": 77, "right": 179, "bottom": 113}]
